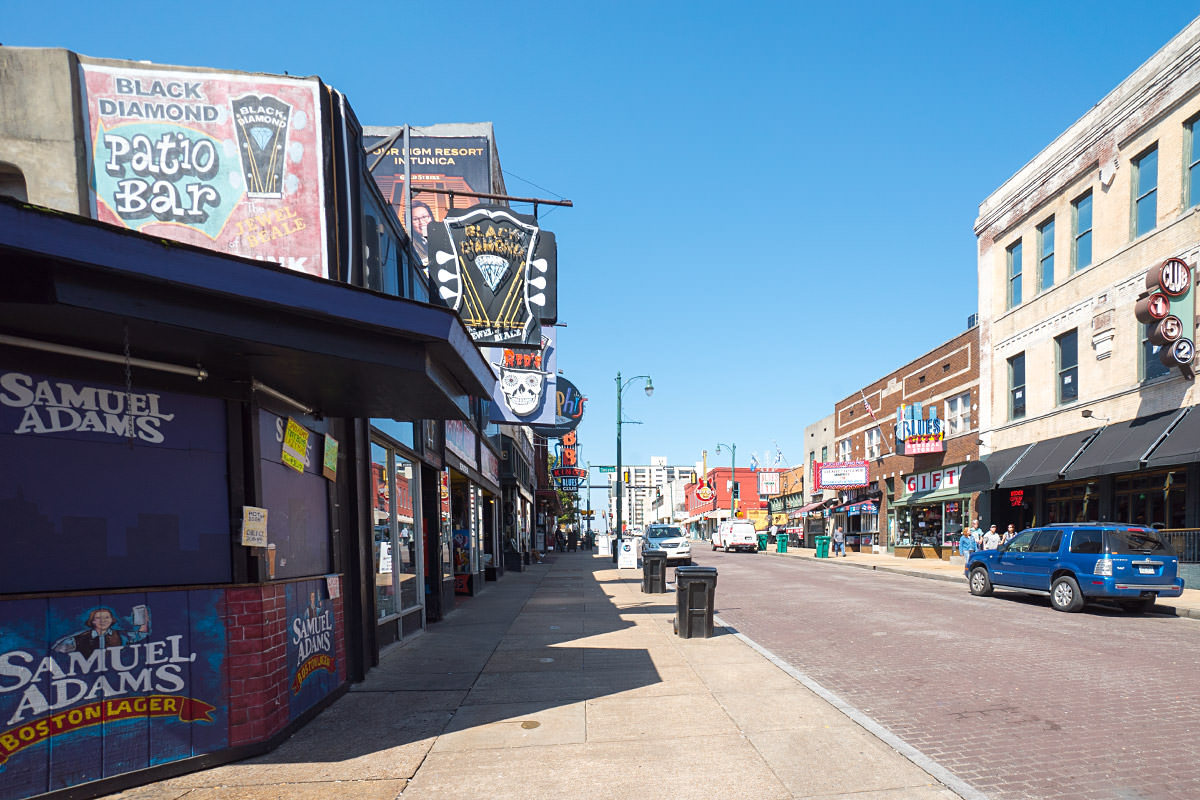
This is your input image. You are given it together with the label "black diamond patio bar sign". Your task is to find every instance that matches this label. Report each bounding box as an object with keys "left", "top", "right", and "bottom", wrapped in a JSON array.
[{"left": 427, "top": 204, "right": 558, "bottom": 348}]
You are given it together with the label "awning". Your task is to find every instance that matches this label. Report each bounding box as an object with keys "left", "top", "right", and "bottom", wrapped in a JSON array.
[
  {"left": 893, "top": 486, "right": 972, "bottom": 507},
  {"left": 796, "top": 500, "right": 826, "bottom": 514},
  {"left": 996, "top": 429, "right": 1100, "bottom": 488},
  {"left": 959, "top": 444, "right": 1035, "bottom": 491},
  {"left": 0, "top": 199, "right": 493, "bottom": 420},
  {"left": 845, "top": 501, "right": 877, "bottom": 515},
  {"left": 1145, "top": 406, "right": 1200, "bottom": 468},
  {"left": 1063, "top": 409, "right": 1187, "bottom": 480}
]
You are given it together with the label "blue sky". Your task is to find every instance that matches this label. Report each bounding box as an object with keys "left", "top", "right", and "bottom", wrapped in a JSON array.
[{"left": 6, "top": 1, "right": 1200, "bottom": 477}]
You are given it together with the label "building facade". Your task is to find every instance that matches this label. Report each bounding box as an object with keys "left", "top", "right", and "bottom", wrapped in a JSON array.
[
  {"left": 607, "top": 457, "right": 694, "bottom": 530},
  {"left": 968, "top": 19, "right": 1200, "bottom": 562},
  {"left": 801, "top": 414, "right": 838, "bottom": 543},
  {"left": 831, "top": 326, "right": 981, "bottom": 556}
]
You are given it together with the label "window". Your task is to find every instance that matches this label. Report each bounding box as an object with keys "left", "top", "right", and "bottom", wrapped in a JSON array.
[
  {"left": 1007, "top": 240, "right": 1023, "bottom": 308},
  {"left": 1187, "top": 117, "right": 1200, "bottom": 209},
  {"left": 837, "top": 438, "right": 851, "bottom": 461},
  {"left": 1038, "top": 217, "right": 1055, "bottom": 292},
  {"left": 1141, "top": 322, "right": 1171, "bottom": 381},
  {"left": 1056, "top": 329, "right": 1078, "bottom": 405},
  {"left": 1008, "top": 352, "right": 1026, "bottom": 420},
  {"left": 821, "top": 445, "right": 828, "bottom": 462},
  {"left": 1133, "top": 145, "right": 1158, "bottom": 238},
  {"left": 945, "top": 392, "right": 971, "bottom": 435},
  {"left": 865, "top": 428, "right": 881, "bottom": 460},
  {"left": 1072, "top": 191, "right": 1092, "bottom": 271}
]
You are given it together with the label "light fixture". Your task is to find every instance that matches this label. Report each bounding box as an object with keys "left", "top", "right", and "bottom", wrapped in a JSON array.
[
  {"left": 1081, "top": 409, "right": 1094, "bottom": 418},
  {"left": 644, "top": 378, "right": 654, "bottom": 397}
]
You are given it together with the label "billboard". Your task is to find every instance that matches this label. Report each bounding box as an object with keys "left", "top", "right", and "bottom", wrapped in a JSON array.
[
  {"left": 483, "top": 327, "right": 556, "bottom": 425},
  {"left": 364, "top": 134, "right": 491, "bottom": 267},
  {"left": 757, "top": 470, "right": 782, "bottom": 496},
  {"left": 0, "top": 591, "right": 228, "bottom": 800},
  {"left": 815, "top": 461, "right": 870, "bottom": 490},
  {"left": 426, "top": 204, "right": 558, "bottom": 348},
  {"left": 895, "top": 403, "right": 944, "bottom": 456},
  {"left": 80, "top": 64, "right": 329, "bottom": 278}
]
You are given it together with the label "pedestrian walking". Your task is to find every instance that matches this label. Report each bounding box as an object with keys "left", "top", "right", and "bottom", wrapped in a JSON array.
[
  {"left": 832, "top": 525, "right": 846, "bottom": 557},
  {"left": 958, "top": 526, "right": 978, "bottom": 559}
]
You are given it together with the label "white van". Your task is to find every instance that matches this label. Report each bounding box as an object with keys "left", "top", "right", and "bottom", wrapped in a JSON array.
[{"left": 712, "top": 520, "right": 758, "bottom": 553}]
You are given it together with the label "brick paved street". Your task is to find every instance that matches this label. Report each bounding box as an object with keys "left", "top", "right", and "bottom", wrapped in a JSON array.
[{"left": 694, "top": 548, "right": 1200, "bottom": 800}]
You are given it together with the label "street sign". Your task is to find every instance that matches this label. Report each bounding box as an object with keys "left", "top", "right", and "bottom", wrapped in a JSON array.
[{"left": 596, "top": 466, "right": 616, "bottom": 473}]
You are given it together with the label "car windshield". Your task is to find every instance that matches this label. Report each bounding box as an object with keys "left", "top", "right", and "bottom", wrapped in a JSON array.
[
  {"left": 1106, "top": 529, "right": 1171, "bottom": 554},
  {"left": 647, "top": 527, "right": 683, "bottom": 540}
]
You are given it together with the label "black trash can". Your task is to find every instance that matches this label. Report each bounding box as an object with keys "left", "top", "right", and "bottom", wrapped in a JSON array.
[
  {"left": 673, "top": 565, "right": 718, "bottom": 638},
  {"left": 642, "top": 549, "right": 668, "bottom": 593}
]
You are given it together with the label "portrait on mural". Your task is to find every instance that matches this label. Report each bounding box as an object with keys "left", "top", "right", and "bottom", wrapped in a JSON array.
[
  {"left": 81, "top": 64, "right": 328, "bottom": 278},
  {"left": 0, "top": 592, "right": 228, "bottom": 800}
]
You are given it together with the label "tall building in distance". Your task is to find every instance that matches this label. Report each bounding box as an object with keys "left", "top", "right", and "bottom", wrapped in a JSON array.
[{"left": 607, "top": 457, "right": 696, "bottom": 530}]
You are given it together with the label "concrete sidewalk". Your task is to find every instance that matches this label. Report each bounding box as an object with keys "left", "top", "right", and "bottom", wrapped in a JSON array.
[
  {"left": 760, "top": 542, "right": 1200, "bottom": 619},
  {"left": 106, "top": 551, "right": 966, "bottom": 800}
]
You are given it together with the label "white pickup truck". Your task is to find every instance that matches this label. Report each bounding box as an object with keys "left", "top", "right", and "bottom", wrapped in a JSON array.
[{"left": 712, "top": 520, "right": 759, "bottom": 553}]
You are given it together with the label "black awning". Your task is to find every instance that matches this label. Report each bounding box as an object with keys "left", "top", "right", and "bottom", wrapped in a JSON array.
[
  {"left": 1145, "top": 406, "right": 1200, "bottom": 468},
  {"left": 0, "top": 200, "right": 494, "bottom": 420},
  {"left": 996, "top": 430, "right": 1099, "bottom": 488},
  {"left": 1063, "top": 409, "right": 1187, "bottom": 479},
  {"left": 959, "top": 444, "right": 1035, "bottom": 491}
]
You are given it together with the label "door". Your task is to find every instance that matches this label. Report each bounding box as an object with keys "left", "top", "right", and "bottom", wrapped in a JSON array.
[
  {"left": 1021, "top": 529, "right": 1064, "bottom": 591},
  {"left": 994, "top": 529, "right": 1038, "bottom": 588}
]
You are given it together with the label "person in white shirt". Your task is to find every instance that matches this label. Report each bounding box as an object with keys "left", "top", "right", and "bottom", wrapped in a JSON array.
[{"left": 982, "top": 525, "right": 1002, "bottom": 550}]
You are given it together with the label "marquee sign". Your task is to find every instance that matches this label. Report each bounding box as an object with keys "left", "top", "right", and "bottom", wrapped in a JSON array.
[
  {"left": 427, "top": 204, "right": 557, "bottom": 348},
  {"left": 815, "top": 461, "right": 869, "bottom": 490},
  {"left": 895, "top": 403, "right": 944, "bottom": 455}
]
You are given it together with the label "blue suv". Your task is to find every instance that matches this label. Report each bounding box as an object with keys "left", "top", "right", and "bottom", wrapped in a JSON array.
[{"left": 965, "top": 524, "right": 1184, "bottom": 613}]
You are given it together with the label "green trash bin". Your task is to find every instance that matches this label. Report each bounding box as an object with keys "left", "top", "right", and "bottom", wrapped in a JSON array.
[
  {"left": 776, "top": 532, "right": 788, "bottom": 554},
  {"left": 756, "top": 533, "right": 768, "bottom": 552},
  {"left": 815, "top": 535, "right": 831, "bottom": 558}
]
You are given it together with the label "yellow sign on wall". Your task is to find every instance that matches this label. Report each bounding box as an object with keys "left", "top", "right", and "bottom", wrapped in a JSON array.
[{"left": 282, "top": 417, "right": 309, "bottom": 473}]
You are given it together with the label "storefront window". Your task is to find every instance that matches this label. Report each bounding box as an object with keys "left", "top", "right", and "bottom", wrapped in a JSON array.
[
  {"left": 259, "top": 410, "right": 331, "bottom": 580},
  {"left": 1046, "top": 482, "right": 1089, "bottom": 524},
  {"left": 1114, "top": 471, "right": 1187, "bottom": 529},
  {"left": 372, "top": 443, "right": 421, "bottom": 619}
]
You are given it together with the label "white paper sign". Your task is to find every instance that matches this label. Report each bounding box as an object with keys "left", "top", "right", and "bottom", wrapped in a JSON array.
[
  {"left": 617, "top": 538, "right": 638, "bottom": 569},
  {"left": 241, "top": 506, "right": 268, "bottom": 547}
]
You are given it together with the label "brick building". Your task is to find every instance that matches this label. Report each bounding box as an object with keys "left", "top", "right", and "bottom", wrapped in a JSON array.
[{"left": 830, "top": 326, "right": 981, "bottom": 556}]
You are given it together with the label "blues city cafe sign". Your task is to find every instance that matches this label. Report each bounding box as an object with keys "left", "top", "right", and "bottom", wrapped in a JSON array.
[
  {"left": 427, "top": 204, "right": 558, "bottom": 348},
  {"left": 895, "top": 402, "right": 944, "bottom": 456}
]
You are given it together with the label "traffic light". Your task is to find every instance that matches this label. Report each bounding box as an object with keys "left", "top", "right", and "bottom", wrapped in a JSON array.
[{"left": 623, "top": 470, "right": 630, "bottom": 484}]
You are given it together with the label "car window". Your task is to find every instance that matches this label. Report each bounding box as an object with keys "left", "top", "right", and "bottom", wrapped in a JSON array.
[
  {"left": 648, "top": 527, "right": 682, "bottom": 539},
  {"left": 1105, "top": 529, "right": 1171, "bottom": 555},
  {"left": 1030, "top": 530, "right": 1062, "bottom": 553},
  {"left": 1069, "top": 530, "right": 1103, "bottom": 554},
  {"left": 1005, "top": 530, "right": 1037, "bottom": 553}
]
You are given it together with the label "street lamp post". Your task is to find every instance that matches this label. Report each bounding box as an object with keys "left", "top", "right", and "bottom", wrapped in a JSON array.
[
  {"left": 614, "top": 370, "right": 654, "bottom": 563},
  {"left": 716, "top": 442, "right": 737, "bottom": 522}
]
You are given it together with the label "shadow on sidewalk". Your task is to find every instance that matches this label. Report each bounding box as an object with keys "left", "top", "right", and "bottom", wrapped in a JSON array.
[{"left": 113, "top": 553, "right": 678, "bottom": 793}]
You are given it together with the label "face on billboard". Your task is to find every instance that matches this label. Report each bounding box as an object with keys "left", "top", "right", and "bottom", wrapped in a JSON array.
[
  {"left": 80, "top": 64, "right": 328, "bottom": 278},
  {"left": 364, "top": 135, "right": 492, "bottom": 267}
]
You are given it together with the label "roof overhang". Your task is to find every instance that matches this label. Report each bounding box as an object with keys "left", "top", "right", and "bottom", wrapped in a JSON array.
[{"left": 0, "top": 199, "right": 494, "bottom": 420}]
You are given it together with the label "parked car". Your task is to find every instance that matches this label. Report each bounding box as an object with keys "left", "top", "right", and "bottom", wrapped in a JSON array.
[
  {"left": 965, "top": 523, "right": 1184, "bottom": 613},
  {"left": 712, "top": 519, "right": 759, "bottom": 553},
  {"left": 642, "top": 524, "right": 692, "bottom": 565}
]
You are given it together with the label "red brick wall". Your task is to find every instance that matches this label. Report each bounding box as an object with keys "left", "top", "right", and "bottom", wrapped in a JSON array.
[{"left": 224, "top": 584, "right": 290, "bottom": 747}]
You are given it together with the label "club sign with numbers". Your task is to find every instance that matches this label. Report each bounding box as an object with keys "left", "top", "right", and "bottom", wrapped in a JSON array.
[{"left": 1136, "top": 257, "right": 1195, "bottom": 378}]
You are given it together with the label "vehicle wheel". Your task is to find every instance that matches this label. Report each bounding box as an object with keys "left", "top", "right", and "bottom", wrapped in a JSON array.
[
  {"left": 1050, "top": 575, "right": 1085, "bottom": 612},
  {"left": 1119, "top": 598, "right": 1156, "bottom": 614},
  {"left": 968, "top": 566, "right": 993, "bottom": 597},
  {"left": 724, "top": 545, "right": 731, "bottom": 553},
  {"left": 712, "top": 541, "right": 717, "bottom": 551}
]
